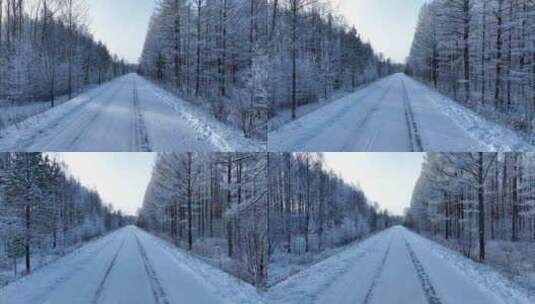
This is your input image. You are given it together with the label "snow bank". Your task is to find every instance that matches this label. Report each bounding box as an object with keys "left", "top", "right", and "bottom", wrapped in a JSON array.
[
  {"left": 142, "top": 78, "right": 265, "bottom": 152},
  {"left": 403, "top": 76, "right": 533, "bottom": 151},
  {"left": 405, "top": 229, "right": 534, "bottom": 304},
  {"left": 0, "top": 78, "right": 120, "bottom": 151},
  {"left": 136, "top": 228, "right": 265, "bottom": 304},
  {"left": 266, "top": 230, "right": 389, "bottom": 304}
]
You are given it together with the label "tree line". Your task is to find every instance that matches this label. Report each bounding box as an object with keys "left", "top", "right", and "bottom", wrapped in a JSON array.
[
  {"left": 139, "top": 0, "right": 268, "bottom": 139},
  {"left": 268, "top": 153, "right": 394, "bottom": 262},
  {"left": 0, "top": 0, "right": 128, "bottom": 106},
  {"left": 138, "top": 152, "right": 268, "bottom": 287},
  {"left": 139, "top": 0, "right": 398, "bottom": 137},
  {"left": 407, "top": 153, "right": 535, "bottom": 262},
  {"left": 0, "top": 153, "right": 125, "bottom": 280},
  {"left": 267, "top": 1, "right": 397, "bottom": 120},
  {"left": 408, "top": 0, "right": 535, "bottom": 136}
]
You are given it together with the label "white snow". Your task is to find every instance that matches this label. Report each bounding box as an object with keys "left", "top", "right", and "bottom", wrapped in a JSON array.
[
  {"left": 268, "top": 73, "right": 533, "bottom": 152},
  {"left": 266, "top": 226, "right": 533, "bottom": 304},
  {"left": 2, "top": 225, "right": 531, "bottom": 304},
  {"left": 0, "top": 102, "right": 49, "bottom": 129},
  {"left": 406, "top": 231, "right": 535, "bottom": 304},
  {"left": 0, "top": 226, "right": 264, "bottom": 304},
  {"left": 0, "top": 74, "right": 263, "bottom": 152},
  {"left": 401, "top": 76, "right": 533, "bottom": 152}
]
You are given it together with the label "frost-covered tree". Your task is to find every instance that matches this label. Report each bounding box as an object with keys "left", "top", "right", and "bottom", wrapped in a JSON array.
[
  {"left": 267, "top": 152, "right": 393, "bottom": 265},
  {"left": 407, "top": 153, "right": 535, "bottom": 262},
  {"left": 138, "top": 152, "right": 268, "bottom": 286},
  {"left": 408, "top": 0, "right": 535, "bottom": 136},
  {"left": 0, "top": 153, "right": 125, "bottom": 278},
  {"left": 139, "top": 0, "right": 268, "bottom": 140},
  {"left": 0, "top": 0, "right": 128, "bottom": 106},
  {"left": 267, "top": 1, "right": 396, "bottom": 120}
]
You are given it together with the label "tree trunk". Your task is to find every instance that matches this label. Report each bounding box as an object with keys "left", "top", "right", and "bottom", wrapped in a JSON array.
[
  {"left": 226, "top": 155, "right": 233, "bottom": 257},
  {"left": 174, "top": 0, "right": 182, "bottom": 90},
  {"left": 67, "top": 0, "right": 73, "bottom": 99},
  {"left": 291, "top": 2, "right": 297, "bottom": 120},
  {"left": 478, "top": 152, "right": 485, "bottom": 262},
  {"left": 462, "top": 0, "right": 471, "bottom": 102},
  {"left": 187, "top": 153, "right": 193, "bottom": 251},
  {"left": 480, "top": 1, "right": 487, "bottom": 104},
  {"left": 512, "top": 153, "right": 519, "bottom": 241},
  {"left": 25, "top": 203, "right": 31, "bottom": 273},
  {"left": 195, "top": 0, "right": 202, "bottom": 96},
  {"left": 495, "top": 0, "right": 503, "bottom": 108},
  {"left": 304, "top": 157, "right": 310, "bottom": 253}
]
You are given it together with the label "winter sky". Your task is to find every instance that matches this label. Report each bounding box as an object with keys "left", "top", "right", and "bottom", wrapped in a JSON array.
[
  {"left": 323, "top": 153, "right": 425, "bottom": 216},
  {"left": 88, "top": 0, "right": 157, "bottom": 63},
  {"left": 330, "top": 0, "right": 426, "bottom": 63},
  {"left": 55, "top": 153, "right": 156, "bottom": 216},
  {"left": 88, "top": 0, "right": 426, "bottom": 64}
]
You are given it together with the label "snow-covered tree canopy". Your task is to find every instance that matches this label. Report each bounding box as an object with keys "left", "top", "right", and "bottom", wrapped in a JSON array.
[
  {"left": 267, "top": 152, "right": 395, "bottom": 258},
  {"left": 138, "top": 152, "right": 268, "bottom": 286},
  {"left": 0, "top": 152, "right": 125, "bottom": 276},
  {"left": 408, "top": 0, "right": 535, "bottom": 137},
  {"left": 266, "top": 0, "right": 397, "bottom": 120},
  {"left": 0, "top": 0, "right": 129, "bottom": 106},
  {"left": 139, "top": 0, "right": 269, "bottom": 139},
  {"left": 407, "top": 153, "right": 535, "bottom": 261}
]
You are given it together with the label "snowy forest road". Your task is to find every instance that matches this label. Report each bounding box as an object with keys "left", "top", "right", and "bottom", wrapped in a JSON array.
[
  {"left": 0, "top": 226, "right": 233, "bottom": 304},
  {"left": 268, "top": 226, "right": 531, "bottom": 304},
  {"left": 316, "top": 227, "right": 509, "bottom": 304},
  {"left": 268, "top": 73, "right": 532, "bottom": 152},
  {"left": 0, "top": 73, "right": 253, "bottom": 152}
]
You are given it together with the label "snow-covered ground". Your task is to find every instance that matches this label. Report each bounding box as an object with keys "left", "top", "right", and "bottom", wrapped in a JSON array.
[
  {"left": 269, "top": 88, "right": 362, "bottom": 131},
  {"left": 0, "top": 73, "right": 263, "bottom": 152},
  {"left": 0, "top": 226, "right": 264, "bottom": 304},
  {"left": 0, "top": 90, "right": 83, "bottom": 130},
  {"left": 266, "top": 226, "right": 533, "bottom": 304},
  {"left": 0, "top": 102, "right": 49, "bottom": 130},
  {"left": 268, "top": 73, "right": 533, "bottom": 152}
]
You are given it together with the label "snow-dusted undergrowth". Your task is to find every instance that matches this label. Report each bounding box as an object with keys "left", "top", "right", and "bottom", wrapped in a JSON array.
[
  {"left": 145, "top": 79, "right": 265, "bottom": 152},
  {"left": 0, "top": 78, "right": 120, "bottom": 150},
  {"left": 138, "top": 229, "right": 265, "bottom": 304}
]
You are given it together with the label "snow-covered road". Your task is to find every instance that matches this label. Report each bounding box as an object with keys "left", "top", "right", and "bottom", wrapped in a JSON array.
[
  {"left": 267, "top": 226, "right": 532, "bottom": 304},
  {"left": 0, "top": 74, "right": 261, "bottom": 152},
  {"left": 269, "top": 73, "right": 532, "bottom": 152},
  {"left": 0, "top": 226, "right": 263, "bottom": 304}
]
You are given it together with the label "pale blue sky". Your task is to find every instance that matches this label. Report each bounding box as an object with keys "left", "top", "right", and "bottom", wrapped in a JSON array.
[
  {"left": 332, "top": 0, "right": 426, "bottom": 63},
  {"left": 56, "top": 153, "right": 156, "bottom": 216},
  {"left": 54, "top": 153, "right": 422, "bottom": 217},
  {"left": 87, "top": 0, "right": 426, "bottom": 64},
  {"left": 324, "top": 153, "right": 424, "bottom": 216},
  {"left": 88, "top": 0, "right": 157, "bottom": 63}
]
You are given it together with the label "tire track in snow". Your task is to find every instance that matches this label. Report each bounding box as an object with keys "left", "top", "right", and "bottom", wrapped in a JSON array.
[
  {"left": 31, "top": 236, "right": 118, "bottom": 304},
  {"left": 403, "top": 237, "right": 442, "bottom": 304},
  {"left": 65, "top": 81, "right": 128, "bottom": 149},
  {"left": 91, "top": 235, "right": 127, "bottom": 304},
  {"left": 134, "top": 234, "right": 170, "bottom": 304},
  {"left": 131, "top": 77, "right": 151, "bottom": 151},
  {"left": 361, "top": 235, "right": 393, "bottom": 304},
  {"left": 342, "top": 83, "right": 393, "bottom": 151},
  {"left": 283, "top": 81, "right": 382, "bottom": 151},
  {"left": 401, "top": 79, "right": 424, "bottom": 151},
  {"left": 4, "top": 79, "right": 120, "bottom": 151}
]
